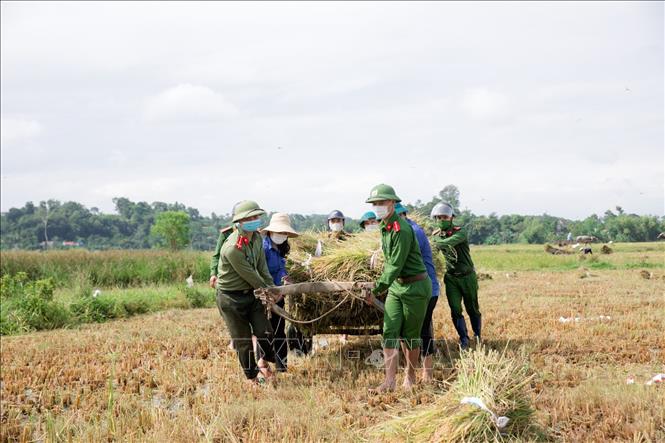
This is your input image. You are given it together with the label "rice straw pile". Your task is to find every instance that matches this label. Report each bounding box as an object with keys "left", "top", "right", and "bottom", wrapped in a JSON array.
[
  {"left": 283, "top": 229, "right": 446, "bottom": 333},
  {"left": 370, "top": 346, "right": 542, "bottom": 442}
]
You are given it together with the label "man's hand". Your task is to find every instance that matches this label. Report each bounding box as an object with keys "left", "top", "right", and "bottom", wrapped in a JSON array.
[
  {"left": 361, "top": 287, "right": 375, "bottom": 306},
  {"left": 209, "top": 276, "right": 217, "bottom": 289}
]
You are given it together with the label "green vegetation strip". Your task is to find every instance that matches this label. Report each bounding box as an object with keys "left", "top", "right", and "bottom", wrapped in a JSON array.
[{"left": 0, "top": 273, "right": 215, "bottom": 335}]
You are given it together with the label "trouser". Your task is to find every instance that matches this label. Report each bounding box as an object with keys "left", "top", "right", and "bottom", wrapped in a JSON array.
[
  {"left": 383, "top": 278, "right": 431, "bottom": 350},
  {"left": 216, "top": 289, "right": 275, "bottom": 379},
  {"left": 270, "top": 298, "right": 287, "bottom": 371},
  {"left": 420, "top": 296, "right": 439, "bottom": 357},
  {"left": 444, "top": 272, "right": 482, "bottom": 341}
]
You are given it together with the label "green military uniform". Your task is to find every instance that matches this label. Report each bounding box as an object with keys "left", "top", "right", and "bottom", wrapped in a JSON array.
[
  {"left": 374, "top": 212, "right": 432, "bottom": 350},
  {"left": 209, "top": 226, "right": 233, "bottom": 278},
  {"left": 431, "top": 224, "right": 481, "bottom": 347},
  {"left": 215, "top": 201, "right": 276, "bottom": 380}
]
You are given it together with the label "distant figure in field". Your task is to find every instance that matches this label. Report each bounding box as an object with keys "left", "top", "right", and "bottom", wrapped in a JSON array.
[
  {"left": 327, "top": 210, "right": 352, "bottom": 241},
  {"left": 576, "top": 235, "right": 598, "bottom": 244}
]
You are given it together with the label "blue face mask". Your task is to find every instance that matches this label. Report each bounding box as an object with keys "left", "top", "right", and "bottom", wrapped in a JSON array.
[{"left": 240, "top": 220, "right": 262, "bottom": 232}]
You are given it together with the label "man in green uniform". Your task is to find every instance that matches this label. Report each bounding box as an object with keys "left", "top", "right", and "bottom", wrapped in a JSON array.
[
  {"left": 366, "top": 184, "right": 432, "bottom": 392},
  {"left": 430, "top": 202, "right": 481, "bottom": 350},
  {"left": 216, "top": 200, "right": 276, "bottom": 385},
  {"left": 209, "top": 225, "right": 233, "bottom": 288}
]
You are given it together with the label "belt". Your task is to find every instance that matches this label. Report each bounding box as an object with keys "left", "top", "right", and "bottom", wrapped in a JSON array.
[
  {"left": 397, "top": 272, "right": 427, "bottom": 284},
  {"left": 220, "top": 288, "right": 253, "bottom": 296},
  {"left": 447, "top": 269, "right": 476, "bottom": 278}
]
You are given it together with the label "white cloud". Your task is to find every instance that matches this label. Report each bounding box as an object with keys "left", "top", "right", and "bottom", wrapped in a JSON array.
[
  {"left": 460, "top": 89, "right": 510, "bottom": 120},
  {"left": 0, "top": 117, "right": 42, "bottom": 144},
  {"left": 143, "top": 84, "right": 238, "bottom": 122},
  {"left": 1, "top": 2, "right": 662, "bottom": 217}
]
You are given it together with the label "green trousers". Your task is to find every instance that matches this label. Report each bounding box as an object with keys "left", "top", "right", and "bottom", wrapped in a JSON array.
[
  {"left": 383, "top": 278, "right": 431, "bottom": 350},
  {"left": 443, "top": 273, "right": 481, "bottom": 319},
  {"left": 216, "top": 289, "right": 275, "bottom": 379}
]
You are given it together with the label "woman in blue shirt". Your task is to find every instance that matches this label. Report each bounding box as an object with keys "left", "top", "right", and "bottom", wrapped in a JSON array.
[
  {"left": 395, "top": 203, "right": 441, "bottom": 383},
  {"left": 261, "top": 212, "right": 300, "bottom": 372}
]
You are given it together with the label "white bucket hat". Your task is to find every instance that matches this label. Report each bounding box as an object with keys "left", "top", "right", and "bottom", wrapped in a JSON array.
[{"left": 261, "top": 213, "right": 299, "bottom": 237}]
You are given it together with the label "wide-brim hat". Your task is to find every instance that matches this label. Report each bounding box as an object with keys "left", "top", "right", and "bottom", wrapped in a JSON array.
[{"left": 261, "top": 212, "right": 299, "bottom": 237}]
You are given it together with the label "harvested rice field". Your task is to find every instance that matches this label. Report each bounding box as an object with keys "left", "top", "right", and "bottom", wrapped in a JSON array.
[{"left": 1, "top": 243, "right": 664, "bottom": 442}]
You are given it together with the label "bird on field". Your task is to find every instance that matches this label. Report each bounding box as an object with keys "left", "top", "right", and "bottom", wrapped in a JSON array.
[
  {"left": 186, "top": 275, "right": 194, "bottom": 288},
  {"left": 93, "top": 289, "right": 101, "bottom": 298}
]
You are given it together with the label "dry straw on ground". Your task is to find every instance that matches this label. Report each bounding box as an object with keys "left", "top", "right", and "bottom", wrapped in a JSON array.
[{"left": 371, "top": 346, "right": 544, "bottom": 442}]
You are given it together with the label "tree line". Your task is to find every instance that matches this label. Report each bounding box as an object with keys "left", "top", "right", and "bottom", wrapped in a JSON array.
[{"left": 1, "top": 186, "right": 663, "bottom": 250}]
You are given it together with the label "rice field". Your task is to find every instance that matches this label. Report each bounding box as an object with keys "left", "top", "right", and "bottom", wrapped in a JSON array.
[{"left": 1, "top": 242, "right": 664, "bottom": 442}]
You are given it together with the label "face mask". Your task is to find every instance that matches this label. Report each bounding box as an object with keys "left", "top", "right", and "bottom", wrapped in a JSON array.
[
  {"left": 373, "top": 205, "right": 390, "bottom": 220},
  {"left": 240, "top": 220, "right": 262, "bottom": 232},
  {"left": 439, "top": 220, "right": 453, "bottom": 231},
  {"left": 271, "top": 233, "right": 288, "bottom": 245},
  {"left": 365, "top": 224, "right": 379, "bottom": 232},
  {"left": 329, "top": 222, "right": 343, "bottom": 232}
]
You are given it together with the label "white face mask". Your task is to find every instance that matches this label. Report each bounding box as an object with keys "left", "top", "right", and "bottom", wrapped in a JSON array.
[
  {"left": 271, "top": 233, "right": 288, "bottom": 245},
  {"left": 365, "top": 224, "right": 380, "bottom": 232},
  {"left": 329, "top": 222, "right": 343, "bottom": 232},
  {"left": 373, "top": 205, "right": 390, "bottom": 220}
]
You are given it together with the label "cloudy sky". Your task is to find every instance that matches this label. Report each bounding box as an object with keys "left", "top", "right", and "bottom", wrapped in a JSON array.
[{"left": 1, "top": 1, "right": 663, "bottom": 219}]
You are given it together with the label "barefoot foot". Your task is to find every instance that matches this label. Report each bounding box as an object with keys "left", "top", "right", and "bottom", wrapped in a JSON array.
[{"left": 369, "top": 380, "right": 395, "bottom": 395}]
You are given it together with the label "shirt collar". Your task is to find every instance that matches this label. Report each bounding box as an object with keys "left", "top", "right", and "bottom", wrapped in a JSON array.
[
  {"left": 380, "top": 210, "right": 400, "bottom": 229},
  {"left": 262, "top": 235, "right": 274, "bottom": 249}
]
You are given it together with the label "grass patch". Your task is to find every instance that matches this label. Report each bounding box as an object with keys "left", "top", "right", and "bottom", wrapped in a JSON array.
[
  {"left": 1, "top": 273, "right": 215, "bottom": 334},
  {"left": 0, "top": 249, "right": 210, "bottom": 287}
]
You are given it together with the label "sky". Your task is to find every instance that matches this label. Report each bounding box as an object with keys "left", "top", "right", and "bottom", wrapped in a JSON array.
[{"left": 1, "top": 1, "right": 663, "bottom": 219}]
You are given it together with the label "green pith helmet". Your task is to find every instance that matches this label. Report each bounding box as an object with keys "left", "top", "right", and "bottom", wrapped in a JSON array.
[
  {"left": 365, "top": 183, "right": 401, "bottom": 203},
  {"left": 394, "top": 203, "right": 407, "bottom": 215},
  {"left": 232, "top": 200, "right": 266, "bottom": 222},
  {"left": 359, "top": 211, "right": 377, "bottom": 228}
]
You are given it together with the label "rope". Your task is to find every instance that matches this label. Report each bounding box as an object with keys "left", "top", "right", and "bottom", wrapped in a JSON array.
[
  {"left": 256, "top": 282, "right": 377, "bottom": 325},
  {"left": 271, "top": 293, "right": 351, "bottom": 325}
]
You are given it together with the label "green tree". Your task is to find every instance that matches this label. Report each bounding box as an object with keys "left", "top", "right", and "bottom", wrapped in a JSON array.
[
  {"left": 438, "top": 184, "right": 461, "bottom": 213},
  {"left": 150, "top": 211, "right": 190, "bottom": 250}
]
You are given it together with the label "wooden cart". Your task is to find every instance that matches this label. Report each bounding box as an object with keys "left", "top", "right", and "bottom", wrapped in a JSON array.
[{"left": 254, "top": 282, "right": 385, "bottom": 353}]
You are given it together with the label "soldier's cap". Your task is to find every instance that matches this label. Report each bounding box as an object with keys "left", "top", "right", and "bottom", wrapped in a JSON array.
[
  {"left": 232, "top": 200, "right": 266, "bottom": 222},
  {"left": 366, "top": 183, "right": 401, "bottom": 203}
]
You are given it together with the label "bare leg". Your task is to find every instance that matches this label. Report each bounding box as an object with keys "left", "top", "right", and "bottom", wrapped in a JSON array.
[
  {"left": 403, "top": 346, "right": 420, "bottom": 389},
  {"left": 370, "top": 348, "right": 398, "bottom": 393},
  {"left": 257, "top": 357, "right": 275, "bottom": 383},
  {"left": 422, "top": 355, "right": 434, "bottom": 382}
]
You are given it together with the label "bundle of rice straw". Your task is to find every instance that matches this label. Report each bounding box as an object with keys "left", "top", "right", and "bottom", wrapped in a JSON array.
[
  {"left": 370, "top": 346, "right": 542, "bottom": 442},
  {"left": 283, "top": 231, "right": 446, "bottom": 333},
  {"left": 544, "top": 244, "right": 574, "bottom": 255}
]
